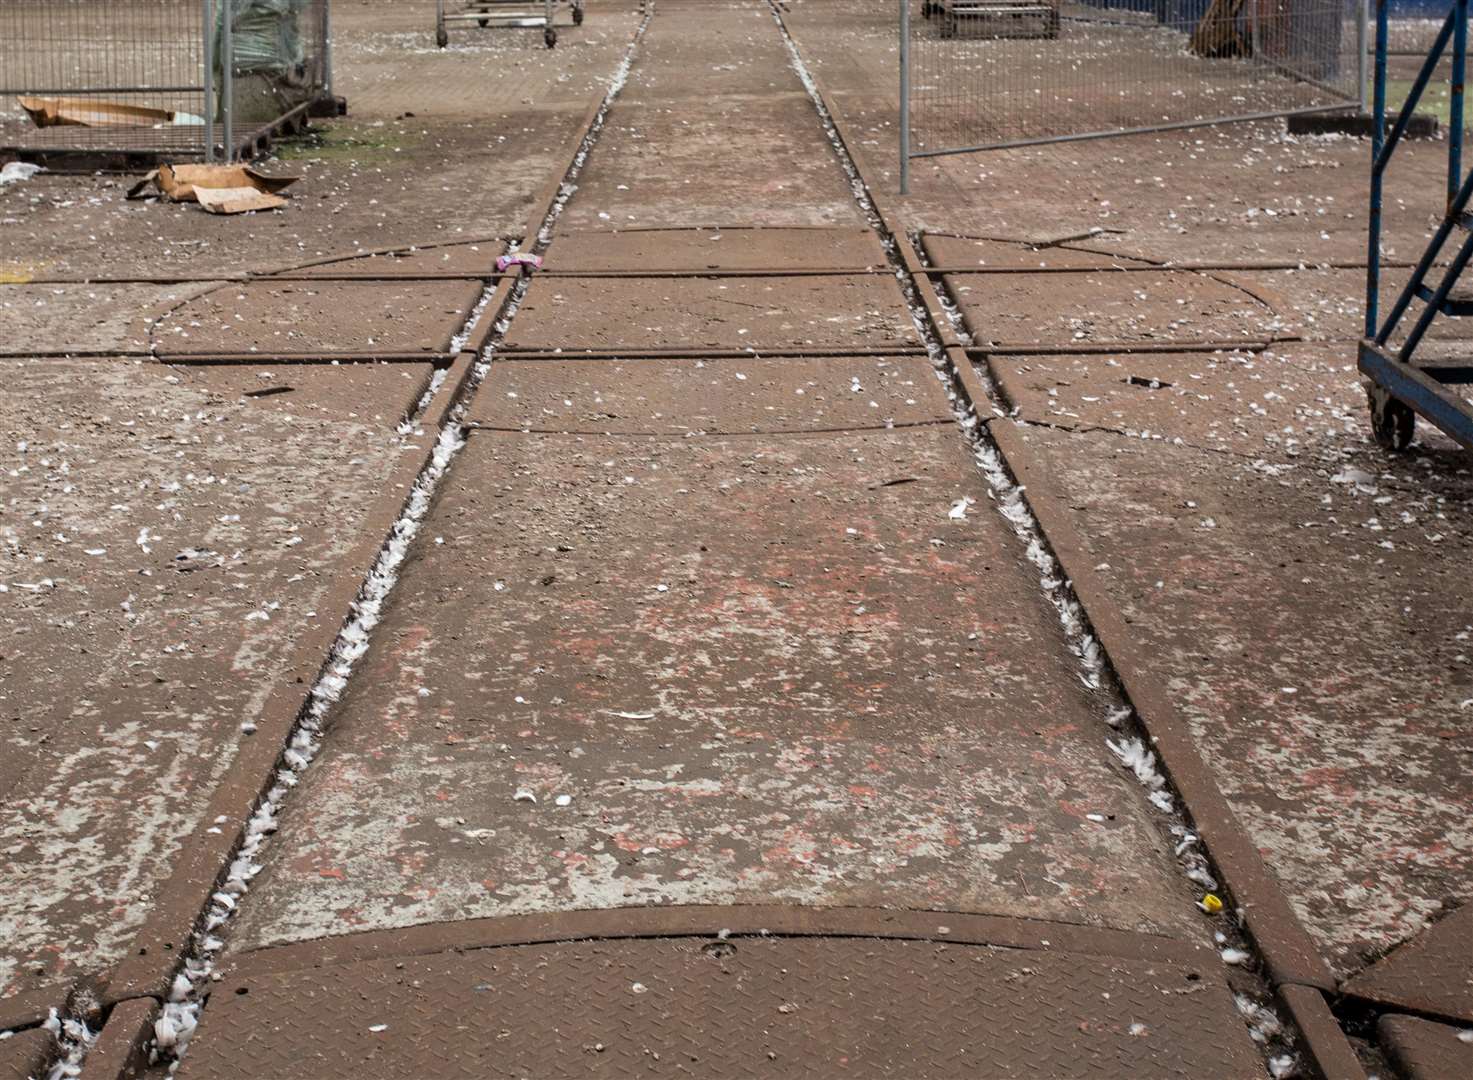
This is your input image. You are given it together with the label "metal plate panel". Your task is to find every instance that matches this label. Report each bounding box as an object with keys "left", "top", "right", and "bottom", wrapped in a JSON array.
[
  {"left": 152, "top": 280, "right": 482, "bottom": 356},
  {"left": 505, "top": 275, "right": 919, "bottom": 351},
  {"left": 466, "top": 354, "right": 951, "bottom": 431},
  {"left": 182, "top": 935, "right": 1263, "bottom": 1078}
]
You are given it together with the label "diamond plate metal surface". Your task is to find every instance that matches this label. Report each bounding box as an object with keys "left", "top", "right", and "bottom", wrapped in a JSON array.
[
  {"left": 181, "top": 935, "right": 1263, "bottom": 1078},
  {"left": 1378, "top": 1014, "right": 1473, "bottom": 1080},
  {"left": 0, "top": 1028, "right": 49, "bottom": 1080},
  {"left": 1344, "top": 906, "right": 1473, "bottom": 1023}
]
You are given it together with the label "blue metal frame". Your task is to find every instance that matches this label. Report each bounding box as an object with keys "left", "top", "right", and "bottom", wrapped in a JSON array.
[{"left": 1362, "top": 0, "right": 1473, "bottom": 449}]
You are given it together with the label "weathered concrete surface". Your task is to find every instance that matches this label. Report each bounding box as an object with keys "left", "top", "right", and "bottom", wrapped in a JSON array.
[
  {"left": 152, "top": 280, "right": 481, "bottom": 356},
  {"left": 228, "top": 421, "right": 1205, "bottom": 953},
  {"left": 0, "top": 284, "right": 194, "bottom": 356},
  {"left": 994, "top": 419, "right": 1473, "bottom": 978},
  {"left": 0, "top": 359, "right": 431, "bottom": 1016},
  {"left": 506, "top": 274, "right": 919, "bottom": 350}
]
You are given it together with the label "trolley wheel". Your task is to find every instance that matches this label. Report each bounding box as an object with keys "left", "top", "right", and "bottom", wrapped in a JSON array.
[
  {"left": 573, "top": 5, "right": 584, "bottom": 25},
  {"left": 1367, "top": 384, "right": 1415, "bottom": 451},
  {"left": 922, "top": 1, "right": 936, "bottom": 16},
  {"left": 1045, "top": 10, "right": 1060, "bottom": 38},
  {"left": 436, "top": 25, "right": 449, "bottom": 48},
  {"left": 939, "top": 15, "right": 956, "bottom": 38},
  {"left": 544, "top": 26, "right": 558, "bottom": 47},
  {"left": 478, "top": 17, "right": 489, "bottom": 26}
]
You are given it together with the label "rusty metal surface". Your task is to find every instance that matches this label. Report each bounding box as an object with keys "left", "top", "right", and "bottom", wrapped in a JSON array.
[
  {"left": 183, "top": 935, "right": 1262, "bottom": 1079},
  {"left": 988, "top": 421, "right": 1473, "bottom": 980},
  {"left": 1343, "top": 905, "right": 1473, "bottom": 1023},
  {"left": 986, "top": 345, "right": 1367, "bottom": 456},
  {"left": 941, "top": 269, "right": 1282, "bottom": 348},
  {"left": 541, "top": 228, "right": 887, "bottom": 272},
  {"left": 0, "top": 358, "right": 431, "bottom": 1014},
  {"left": 465, "top": 355, "right": 950, "bottom": 432},
  {"left": 286, "top": 240, "right": 507, "bottom": 279},
  {"left": 1377, "top": 1014, "right": 1473, "bottom": 1080},
  {"left": 560, "top": 1, "right": 861, "bottom": 232},
  {"left": 923, "top": 234, "right": 1142, "bottom": 272},
  {"left": 505, "top": 275, "right": 919, "bottom": 351},
  {"left": 226, "top": 426, "right": 1205, "bottom": 953},
  {"left": 80, "top": 997, "right": 155, "bottom": 1080},
  {"left": 0, "top": 1028, "right": 49, "bottom": 1080},
  {"left": 151, "top": 280, "right": 481, "bottom": 357},
  {"left": 223, "top": 903, "right": 1218, "bottom": 981}
]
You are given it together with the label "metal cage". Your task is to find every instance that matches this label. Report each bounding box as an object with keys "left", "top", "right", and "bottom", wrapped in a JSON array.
[
  {"left": 435, "top": 0, "right": 586, "bottom": 49},
  {"left": 0, "top": 0, "right": 334, "bottom": 166}
]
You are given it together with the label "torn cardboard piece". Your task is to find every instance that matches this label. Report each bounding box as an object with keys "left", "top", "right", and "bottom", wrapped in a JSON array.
[
  {"left": 127, "top": 164, "right": 298, "bottom": 214},
  {"left": 19, "top": 96, "right": 205, "bottom": 129}
]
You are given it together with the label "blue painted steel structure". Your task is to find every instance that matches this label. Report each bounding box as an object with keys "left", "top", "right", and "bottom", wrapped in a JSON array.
[{"left": 1362, "top": 0, "right": 1473, "bottom": 449}]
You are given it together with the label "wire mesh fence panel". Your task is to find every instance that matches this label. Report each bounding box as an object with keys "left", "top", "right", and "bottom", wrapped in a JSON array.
[
  {"left": 221, "top": 0, "right": 330, "bottom": 137},
  {"left": 0, "top": 0, "right": 333, "bottom": 163},
  {"left": 0, "top": 0, "right": 212, "bottom": 157},
  {"left": 1382, "top": 0, "right": 1453, "bottom": 54},
  {"left": 903, "top": 0, "right": 1365, "bottom": 158}
]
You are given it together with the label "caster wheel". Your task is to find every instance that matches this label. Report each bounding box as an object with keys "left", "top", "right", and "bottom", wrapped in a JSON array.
[
  {"left": 477, "top": 17, "right": 488, "bottom": 26},
  {"left": 573, "top": 5, "right": 584, "bottom": 25},
  {"left": 544, "top": 26, "right": 557, "bottom": 47},
  {"left": 436, "top": 23, "right": 448, "bottom": 47},
  {"left": 1368, "top": 385, "right": 1415, "bottom": 451}
]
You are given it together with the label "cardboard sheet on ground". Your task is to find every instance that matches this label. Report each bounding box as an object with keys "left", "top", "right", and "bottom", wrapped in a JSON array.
[
  {"left": 19, "top": 96, "right": 205, "bottom": 128},
  {"left": 127, "top": 164, "right": 298, "bottom": 214}
]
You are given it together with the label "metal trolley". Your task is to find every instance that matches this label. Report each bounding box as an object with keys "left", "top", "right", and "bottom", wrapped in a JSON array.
[
  {"left": 435, "top": 0, "right": 584, "bottom": 49},
  {"left": 922, "top": 0, "right": 1059, "bottom": 41},
  {"left": 1361, "top": 0, "right": 1473, "bottom": 451}
]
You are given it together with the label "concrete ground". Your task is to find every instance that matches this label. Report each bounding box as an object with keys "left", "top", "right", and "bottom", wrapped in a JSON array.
[{"left": 2, "top": 2, "right": 1470, "bottom": 1078}]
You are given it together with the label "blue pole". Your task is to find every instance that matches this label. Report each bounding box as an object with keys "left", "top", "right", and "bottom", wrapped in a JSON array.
[
  {"left": 1367, "top": 0, "right": 1389, "bottom": 338},
  {"left": 1450, "top": 0, "right": 1468, "bottom": 206}
]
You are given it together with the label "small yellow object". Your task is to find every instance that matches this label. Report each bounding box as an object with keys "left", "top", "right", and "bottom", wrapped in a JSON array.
[{"left": 1201, "top": 893, "right": 1224, "bottom": 914}]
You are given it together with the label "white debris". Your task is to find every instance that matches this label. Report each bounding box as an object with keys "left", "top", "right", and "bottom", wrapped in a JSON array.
[
  {"left": 368, "top": 1024, "right": 388, "bottom": 1033},
  {"left": 554, "top": 794, "right": 573, "bottom": 807},
  {"left": 0, "top": 161, "right": 43, "bottom": 185},
  {"left": 513, "top": 788, "right": 537, "bottom": 804},
  {"left": 1268, "top": 1054, "right": 1297, "bottom": 1078},
  {"left": 1220, "top": 947, "right": 1252, "bottom": 966},
  {"left": 948, "top": 496, "right": 973, "bottom": 520},
  {"left": 1107, "top": 737, "right": 1166, "bottom": 791}
]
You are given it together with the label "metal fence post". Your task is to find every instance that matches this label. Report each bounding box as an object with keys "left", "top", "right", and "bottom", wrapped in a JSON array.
[
  {"left": 899, "top": 0, "right": 910, "bottom": 195},
  {"left": 1358, "top": 0, "right": 1370, "bottom": 113},
  {"left": 203, "top": 0, "right": 216, "bottom": 162},
  {"left": 323, "top": 0, "right": 334, "bottom": 99},
  {"left": 221, "top": 0, "right": 233, "bottom": 161},
  {"left": 1451, "top": 0, "right": 1468, "bottom": 205}
]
